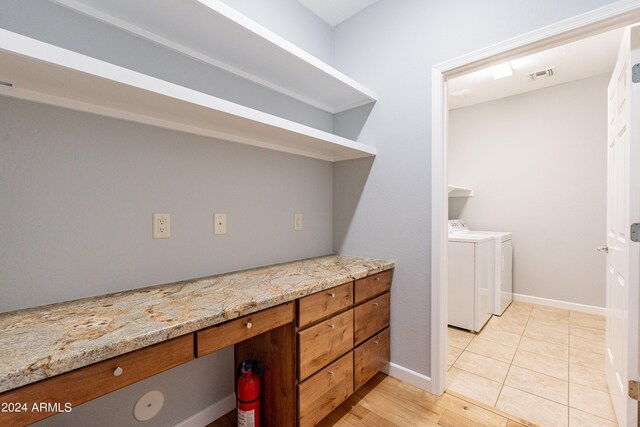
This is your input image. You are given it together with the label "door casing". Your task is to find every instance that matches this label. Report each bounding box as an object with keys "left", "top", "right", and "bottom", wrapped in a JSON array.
[{"left": 429, "top": 1, "right": 640, "bottom": 408}]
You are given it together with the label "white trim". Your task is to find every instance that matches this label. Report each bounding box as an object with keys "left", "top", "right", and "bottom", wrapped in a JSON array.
[
  {"left": 430, "top": 69, "right": 448, "bottom": 397},
  {"left": 382, "top": 362, "right": 432, "bottom": 393},
  {"left": 512, "top": 293, "right": 606, "bottom": 315},
  {"left": 431, "top": 0, "right": 640, "bottom": 401},
  {"left": 174, "top": 393, "right": 236, "bottom": 427}
]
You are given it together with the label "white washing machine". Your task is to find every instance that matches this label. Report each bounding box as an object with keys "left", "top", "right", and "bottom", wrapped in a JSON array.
[
  {"left": 448, "top": 226, "right": 493, "bottom": 332},
  {"left": 449, "top": 220, "right": 513, "bottom": 316}
]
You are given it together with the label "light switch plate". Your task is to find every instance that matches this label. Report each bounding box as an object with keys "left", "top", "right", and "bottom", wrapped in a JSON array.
[{"left": 294, "top": 213, "right": 303, "bottom": 231}]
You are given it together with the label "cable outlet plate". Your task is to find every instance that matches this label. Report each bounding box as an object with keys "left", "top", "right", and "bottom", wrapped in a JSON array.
[
  {"left": 152, "top": 213, "right": 171, "bottom": 239},
  {"left": 214, "top": 213, "right": 227, "bottom": 235},
  {"left": 294, "top": 213, "right": 303, "bottom": 231}
]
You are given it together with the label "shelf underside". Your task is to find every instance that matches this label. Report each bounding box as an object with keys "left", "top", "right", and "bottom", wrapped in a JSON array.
[
  {"left": 50, "top": 0, "right": 378, "bottom": 114},
  {"left": 0, "top": 30, "right": 376, "bottom": 162}
]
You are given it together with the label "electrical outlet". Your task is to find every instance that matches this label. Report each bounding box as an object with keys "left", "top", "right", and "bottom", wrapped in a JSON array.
[
  {"left": 214, "top": 213, "right": 227, "bottom": 235},
  {"left": 294, "top": 213, "right": 303, "bottom": 231},
  {"left": 152, "top": 213, "right": 170, "bottom": 239}
]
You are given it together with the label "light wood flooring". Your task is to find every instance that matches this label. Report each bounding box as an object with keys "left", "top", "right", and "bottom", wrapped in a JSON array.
[
  {"left": 448, "top": 302, "right": 616, "bottom": 427},
  {"left": 209, "top": 373, "right": 532, "bottom": 426}
]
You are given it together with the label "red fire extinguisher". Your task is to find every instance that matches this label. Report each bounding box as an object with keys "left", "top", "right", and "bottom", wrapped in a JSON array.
[{"left": 237, "top": 360, "right": 261, "bottom": 427}]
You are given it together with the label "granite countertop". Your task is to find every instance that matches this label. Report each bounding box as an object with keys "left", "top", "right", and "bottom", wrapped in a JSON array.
[{"left": 0, "top": 255, "right": 394, "bottom": 393}]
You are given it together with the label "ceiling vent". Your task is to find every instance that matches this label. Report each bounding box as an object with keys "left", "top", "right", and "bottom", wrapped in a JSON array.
[{"left": 529, "top": 68, "right": 554, "bottom": 81}]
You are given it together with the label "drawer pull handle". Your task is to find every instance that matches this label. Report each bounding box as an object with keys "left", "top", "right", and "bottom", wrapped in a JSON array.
[
  {"left": 327, "top": 371, "right": 334, "bottom": 377},
  {"left": 372, "top": 302, "right": 380, "bottom": 307},
  {"left": 328, "top": 292, "right": 336, "bottom": 298},
  {"left": 245, "top": 322, "right": 253, "bottom": 329},
  {"left": 328, "top": 324, "right": 335, "bottom": 329},
  {"left": 373, "top": 340, "right": 380, "bottom": 345},
  {"left": 113, "top": 367, "right": 123, "bottom": 377},
  {"left": 375, "top": 277, "right": 381, "bottom": 281}
]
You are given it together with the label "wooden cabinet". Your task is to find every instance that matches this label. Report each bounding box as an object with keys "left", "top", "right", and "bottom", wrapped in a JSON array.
[
  {"left": 197, "top": 302, "right": 295, "bottom": 357},
  {"left": 298, "top": 352, "right": 354, "bottom": 427},
  {"left": 298, "top": 310, "right": 354, "bottom": 380},
  {"left": 296, "top": 269, "right": 393, "bottom": 425},
  {"left": 354, "top": 270, "right": 393, "bottom": 304},
  {"left": 297, "top": 282, "right": 353, "bottom": 328},
  {"left": 354, "top": 328, "right": 390, "bottom": 391},
  {"left": 354, "top": 292, "right": 391, "bottom": 345},
  {"left": 0, "top": 334, "right": 193, "bottom": 426},
  {"left": 1, "top": 268, "right": 392, "bottom": 427}
]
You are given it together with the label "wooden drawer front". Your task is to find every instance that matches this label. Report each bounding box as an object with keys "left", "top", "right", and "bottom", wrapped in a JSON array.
[
  {"left": 298, "top": 351, "right": 353, "bottom": 427},
  {"left": 197, "top": 302, "right": 294, "bottom": 357},
  {"left": 354, "top": 292, "right": 390, "bottom": 345},
  {"left": 298, "top": 309, "right": 353, "bottom": 380},
  {"left": 297, "top": 282, "right": 353, "bottom": 328},
  {"left": 354, "top": 269, "right": 393, "bottom": 304},
  {"left": 0, "top": 334, "right": 193, "bottom": 426},
  {"left": 354, "top": 328, "right": 390, "bottom": 390}
]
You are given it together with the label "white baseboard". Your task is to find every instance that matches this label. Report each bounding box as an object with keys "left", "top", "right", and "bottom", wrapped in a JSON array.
[
  {"left": 174, "top": 393, "right": 236, "bottom": 427},
  {"left": 512, "top": 293, "right": 606, "bottom": 315},
  {"left": 382, "top": 362, "right": 432, "bottom": 393}
]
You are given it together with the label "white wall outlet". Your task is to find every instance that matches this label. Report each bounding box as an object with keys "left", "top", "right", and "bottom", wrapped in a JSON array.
[
  {"left": 152, "top": 213, "right": 171, "bottom": 239},
  {"left": 294, "top": 213, "right": 303, "bottom": 231},
  {"left": 214, "top": 213, "right": 227, "bottom": 235}
]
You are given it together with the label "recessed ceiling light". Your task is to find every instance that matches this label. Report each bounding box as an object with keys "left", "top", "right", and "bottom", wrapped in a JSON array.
[
  {"left": 490, "top": 62, "right": 513, "bottom": 80},
  {"left": 450, "top": 89, "right": 472, "bottom": 98}
]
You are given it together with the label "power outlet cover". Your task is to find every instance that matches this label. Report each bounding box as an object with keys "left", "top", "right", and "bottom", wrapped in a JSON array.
[
  {"left": 294, "top": 213, "right": 303, "bottom": 231},
  {"left": 153, "top": 213, "right": 171, "bottom": 239}
]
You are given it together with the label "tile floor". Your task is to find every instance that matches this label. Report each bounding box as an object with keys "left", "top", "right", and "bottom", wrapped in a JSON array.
[{"left": 447, "top": 302, "right": 617, "bottom": 427}]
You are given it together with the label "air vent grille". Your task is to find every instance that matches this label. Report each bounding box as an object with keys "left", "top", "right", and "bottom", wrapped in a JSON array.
[{"left": 529, "top": 68, "right": 554, "bottom": 80}]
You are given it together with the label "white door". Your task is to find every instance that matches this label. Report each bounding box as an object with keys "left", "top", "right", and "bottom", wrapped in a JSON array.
[{"left": 605, "top": 25, "right": 640, "bottom": 427}]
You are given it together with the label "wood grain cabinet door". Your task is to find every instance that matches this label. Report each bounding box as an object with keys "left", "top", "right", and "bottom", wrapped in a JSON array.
[
  {"left": 354, "top": 292, "right": 390, "bottom": 345},
  {"left": 298, "top": 352, "right": 354, "bottom": 427},
  {"left": 298, "top": 309, "right": 353, "bottom": 380},
  {"left": 354, "top": 270, "right": 393, "bottom": 304},
  {"left": 354, "top": 328, "right": 390, "bottom": 390},
  {"left": 297, "top": 282, "right": 353, "bottom": 328}
]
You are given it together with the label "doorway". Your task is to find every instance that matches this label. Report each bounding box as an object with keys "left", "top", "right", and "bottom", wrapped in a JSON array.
[{"left": 430, "top": 4, "right": 640, "bottom": 427}]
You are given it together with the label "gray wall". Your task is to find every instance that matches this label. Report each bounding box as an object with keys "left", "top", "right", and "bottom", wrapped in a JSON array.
[
  {"left": 0, "top": 1, "right": 334, "bottom": 425},
  {"left": 331, "top": 0, "right": 619, "bottom": 379},
  {"left": 222, "top": 0, "right": 332, "bottom": 63},
  {"left": 448, "top": 75, "right": 608, "bottom": 307},
  {"left": 1, "top": 96, "right": 333, "bottom": 426}
]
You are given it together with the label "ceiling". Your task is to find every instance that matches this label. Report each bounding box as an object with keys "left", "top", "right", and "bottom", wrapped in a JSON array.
[
  {"left": 448, "top": 28, "right": 624, "bottom": 110},
  {"left": 297, "top": 0, "right": 379, "bottom": 26}
]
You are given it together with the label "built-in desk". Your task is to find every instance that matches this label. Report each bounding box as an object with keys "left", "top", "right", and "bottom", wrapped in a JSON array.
[{"left": 0, "top": 255, "right": 394, "bottom": 426}]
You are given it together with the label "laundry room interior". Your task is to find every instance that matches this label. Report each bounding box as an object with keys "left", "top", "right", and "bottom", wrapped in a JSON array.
[{"left": 445, "top": 27, "right": 625, "bottom": 425}]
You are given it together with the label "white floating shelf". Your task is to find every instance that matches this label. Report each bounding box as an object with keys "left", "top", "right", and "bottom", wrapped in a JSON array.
[
  {"left": 0, "top": 29, "right": 376, "bottom": 162},
  {"left": 448, "top": 185, "right": 474, "bottom": 198},
  {"left": 49, "top": 0, "right": 378, "bottom": 114}
]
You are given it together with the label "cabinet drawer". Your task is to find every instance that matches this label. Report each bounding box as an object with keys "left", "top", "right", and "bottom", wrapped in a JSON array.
[
  {"left": 197, "top": 302, "right": 294, "bottom": 357},
  {"left": 354, "top": 292, "right": 390, "bottom": 345},
  {"left": 354, "top": 328, "right": 390, "bottom": 391},
  {"left": 0, "top": 334, "right": 193, "bottom": 426},
  {"left": 298, "top": 309, "right": 353, "bottom": 380},
  {"left": 298, "top": 351, "right": 353, "bottom": 427},
  {"left": 354, "top": 270, "right": 393, "bottom": 304},
  {"left": 297, "top": 282, "right": 353, "bottom": 328}
]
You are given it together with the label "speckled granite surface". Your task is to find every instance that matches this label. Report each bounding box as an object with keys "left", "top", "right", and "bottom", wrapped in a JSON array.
[{"left": 0, "top": 255, "right": 394, "bottom": 393}]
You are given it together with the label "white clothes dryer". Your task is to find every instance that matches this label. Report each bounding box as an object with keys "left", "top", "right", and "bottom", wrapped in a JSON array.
[{"left": 449, "top": 220, "right": 513, "bottom": 316}]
